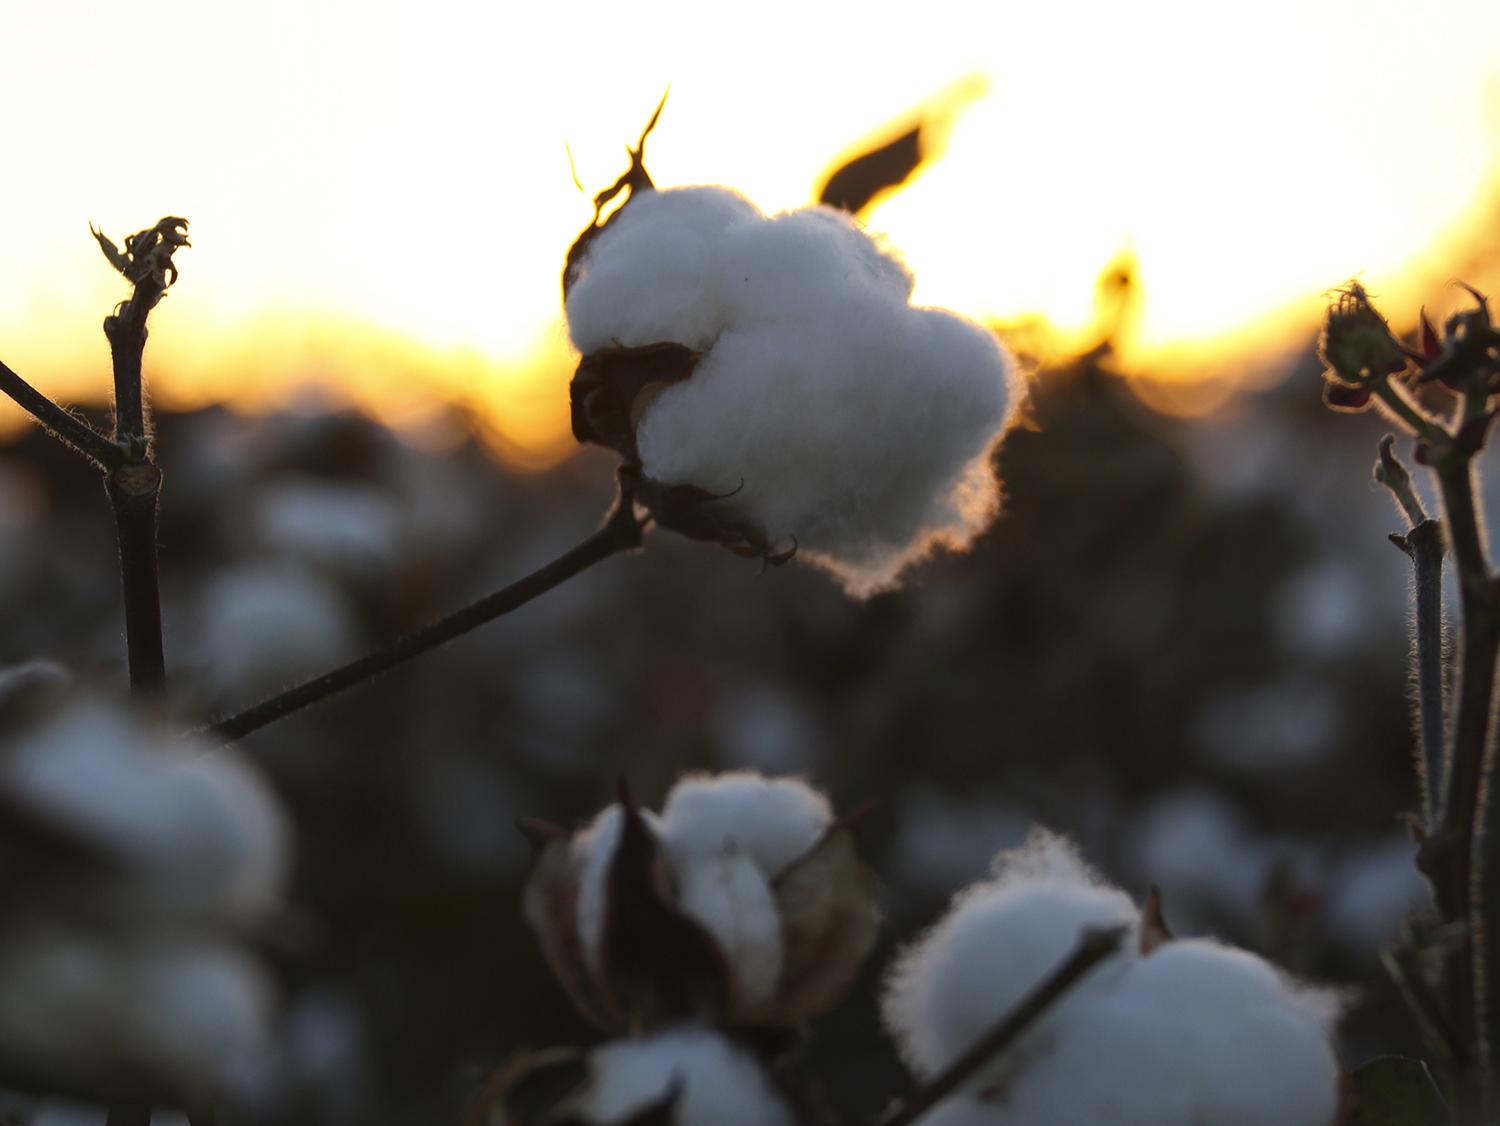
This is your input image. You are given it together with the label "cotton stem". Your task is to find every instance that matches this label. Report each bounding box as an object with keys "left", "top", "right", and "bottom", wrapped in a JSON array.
[{"left": 207, "top": 488, "right": 646, "bottom": 743}]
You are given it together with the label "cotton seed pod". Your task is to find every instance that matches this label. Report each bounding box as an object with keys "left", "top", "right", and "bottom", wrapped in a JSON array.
[
  {"left": 1317, "top": 283, "right": 1407, "bottom": 386},
  {"left": 521, "top": 774, "right": 877, "bottom": 1032}
]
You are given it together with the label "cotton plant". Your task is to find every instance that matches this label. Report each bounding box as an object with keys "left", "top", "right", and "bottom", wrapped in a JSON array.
[
  {"left": 882, "top": 830, "right": 1345, "bottom": 1126},
  {"left": 563, "top": 111, "right": 1025, "bottom": 597},
  {"left": 471, "top": 771, "right": 873, "bottom": 1124},
  {"left": 0, "top": 669, "right": 290, "bottom": 1113}
]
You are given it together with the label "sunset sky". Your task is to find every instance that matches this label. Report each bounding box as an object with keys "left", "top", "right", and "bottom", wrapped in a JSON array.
[{"left": 5, "top": 0, "right": 1499, "bottom": 467}]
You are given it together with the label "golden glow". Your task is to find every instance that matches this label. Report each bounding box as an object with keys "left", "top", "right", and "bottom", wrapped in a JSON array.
[{"left": 4, "top": 0, "right": 1500, "bottom": 466}]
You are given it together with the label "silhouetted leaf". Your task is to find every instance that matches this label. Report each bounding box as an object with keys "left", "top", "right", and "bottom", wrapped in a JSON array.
[{"left": 818, "top": 126, "right": 922, "bottom": 217}]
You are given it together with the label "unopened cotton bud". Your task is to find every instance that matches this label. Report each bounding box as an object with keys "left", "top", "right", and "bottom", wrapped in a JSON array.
[
  {"left": 571, "top": 1026, "right": 794, "bottom": 1126},
  {"left": 1318, "top": 283, "right": 1406, "bottom": 386}
]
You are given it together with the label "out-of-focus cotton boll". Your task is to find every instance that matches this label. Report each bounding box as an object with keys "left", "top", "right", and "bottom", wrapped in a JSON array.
[
  {"left": 0, "top": 925, "right": 274, "bottom": 1103},
  {"left": 566, "top": 187, "right": 762, "bottom": 353},
  {"left": 251, "top": 479, "right": 402, "bottom": 584},
  {"left": 882, "top": 830, "right": 1137, "bottom": 1088},
  {"left": 994, "top": 940, "right": 1342, "bottom": 1126},
  {"left": 1, "top": 701, "right": 288, "bottom": 925},
  {"left": 1324, "top": 836, "right": 1429, "bottom": 960},
  {"left": 659, "top": 771, "right": 831, "bottom": 877},
  {"left": 566, "top": 186, "right": 1023, "bottom": 596},
  {"left": 197, "top": 561, "right": 357, "bottom": 695},
  {"left": 572, "top": 1026, "right": 794, "bottom": 1126}
]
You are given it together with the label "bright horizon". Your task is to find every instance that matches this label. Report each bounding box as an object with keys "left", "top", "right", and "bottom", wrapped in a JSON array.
[{"left": 5, "top": 0, "right": 1499, "bottom": 467}]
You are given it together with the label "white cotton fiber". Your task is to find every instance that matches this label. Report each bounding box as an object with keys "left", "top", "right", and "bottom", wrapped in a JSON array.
[
  {"left": 671, "top": 843, "right": 784, "bottom": 1010},
  {"left": 566, "top": 187, "right": 762, "bottom": 354},
  {"left": 659, "top": 771, "right": 832, "bottom": 877},
  {"left": 992, "top": 940, "right": 1342, "bottom": 1125},
  {"left": 565, "top": 187, "right": 1023, "bottom": 596},
  {"left": 882, "top": 830, "right": 1137, "bottom": 1088},
  {"left": 574, "top": 1025, "right": 794, "bottom": 1126}
]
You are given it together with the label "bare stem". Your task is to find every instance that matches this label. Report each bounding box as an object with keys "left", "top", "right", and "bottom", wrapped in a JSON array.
[
  {"left": 207, "top": 494, "right": 646, "bottom": 743},
  {"left": 1378, "top": 435, "right": 1447, "bottom": 826},
  {"left": 0, "top": 357, "right": 122, "bottom": 470},
  {"left": 878, "top": 926, "right": 1127, "bottom": 1126}
]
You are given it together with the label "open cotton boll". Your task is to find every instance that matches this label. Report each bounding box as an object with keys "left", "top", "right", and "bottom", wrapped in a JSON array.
[
  {"left": 659, "top": 771, "right": 831, "bottom": 877},
  {"left": 993, "top": 940, "right": 1341, "bottom": 1126},
  {"left": 882, "top": 830, "right": 1137, "bottom": 1087},
  {"left": 671, "top": 843, "right": 784, "bottom": 1010},
  {"left": 0, "top": 925, "right": 274, "bottom": 1102},
  {"left": 2, "top": 702, "right": 289, "bottom": 925},
  {"left": 573, "top": 1026, "right": 794, "bottom": 1126},
  {"left": 566, "top": 187, "right": 762, "bottom": 354},
  {"left": 635, "top": 302, "right": 1017, "bottom": 596}
]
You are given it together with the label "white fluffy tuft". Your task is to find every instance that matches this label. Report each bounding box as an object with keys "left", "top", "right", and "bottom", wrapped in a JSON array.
[
  {"left": 566, "top": 188, "right": 1023, "bottom": 596},
  {"left": 575, "top": 1025, "right": 794, "bottom": 1126},
  {"left": 882, "top": 829, "right": 1138, "bottom": 1088},
  {"left": 882, "top": 828, "right": 1344, "bottom": 1126},
  {"left": 991, "top": 940, "right": 1342, "bottom": 1125},
  {"left": 659, "top": 771, "right": 832, "bottom": 877},
  {"left": 671, "top": 842, "right": 784, "bottom": 1010}
]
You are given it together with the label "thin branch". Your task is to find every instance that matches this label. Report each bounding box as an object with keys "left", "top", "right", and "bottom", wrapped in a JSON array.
[
  {"left": 0, "top": 357, "right": 122, "bottom": 470},
  {"left": 1377, "top": 435, "right": 1447, "bottom": 827},
  {"left": 207, "top": 493, "right": 646, "bottom": 743},
  {"left": 878, "top": 926, "right": 1127, "bottom": 1126}
]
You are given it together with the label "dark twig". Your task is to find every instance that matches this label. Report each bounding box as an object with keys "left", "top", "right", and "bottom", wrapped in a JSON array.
[
  {"left": 207, "top": 491, "right": 646, "bottom": 743},
  {"left": 1376, "top": 435, "right": 1447, "bottom": 826},
  {"left": 878, "top": 926, "right": 1127, "bottom": 1126},
  {"left": 0, "top": 357, "right": 122, "bottom": 470}
]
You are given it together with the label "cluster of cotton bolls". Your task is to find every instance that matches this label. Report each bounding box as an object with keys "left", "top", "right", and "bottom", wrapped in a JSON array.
[
  {"left": 564, "top": 185, "right": 1024, "bottom": 597},
  {"left": 0, "top": 670, "right": 289, "bottom": 1112},
  {"left": 883, "top": 829, "right": 1343, "bottom": 1125},
  {"left": 490, "top": 771, "right": 876, "bottom": 1123}
]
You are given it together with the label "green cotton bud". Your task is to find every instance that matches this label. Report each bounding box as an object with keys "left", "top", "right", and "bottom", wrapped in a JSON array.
[{"left": 1318, "top": 283, "right": 1408, "bottom": 385}]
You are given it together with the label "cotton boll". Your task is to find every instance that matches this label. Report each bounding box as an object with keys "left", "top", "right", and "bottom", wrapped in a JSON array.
[
  {"left": 882, "top": 830, "right": 1137, "bottom": 1087},
  {"left": 566, "top": 187, "right": 763, "bottom": 353},
  {"left": 2, "top": 702, "right": 289, "bottom": 925},
  {"left": 251, "top": 479, "right": 402, "bottom": 584},
  {"left": 996, "top": 940, "right": 1341, "bottom": 1126},
  {"left": 671, "top": 843, "right": 784, "bottom": 1010},
  {"left": 197, "top": 561, "right": 357, "bottom": 696},
  {"left": 659, "top": 772, "right": 831, "bottom": 877},
  {"left": 0, "top": 925, "right": 274, "bottom": 1102},
  {"left": 573, "top": 1026, "right": 794, "bottom": 1126}
]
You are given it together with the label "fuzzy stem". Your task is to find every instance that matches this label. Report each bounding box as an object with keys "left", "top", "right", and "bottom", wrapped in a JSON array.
[
  {"left": 0, "top": 357, "right": 122, "bottom": 470},
  {"left": 1378, "top": 435, "right": 1447, "bottom": 824},
  {"left": 107, "top": 462, "right": 166, "bottom": 694},
  {"left": 207, "top": 494, "right": 645, "bottom": 743},
  {"left": 878, "top": 926, "right": 1127, "bottom": 1126}
]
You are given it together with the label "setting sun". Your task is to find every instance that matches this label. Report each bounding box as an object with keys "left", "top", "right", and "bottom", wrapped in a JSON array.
[{"left": 4, "top": 0, "right": 1499, "bottom": 465}]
